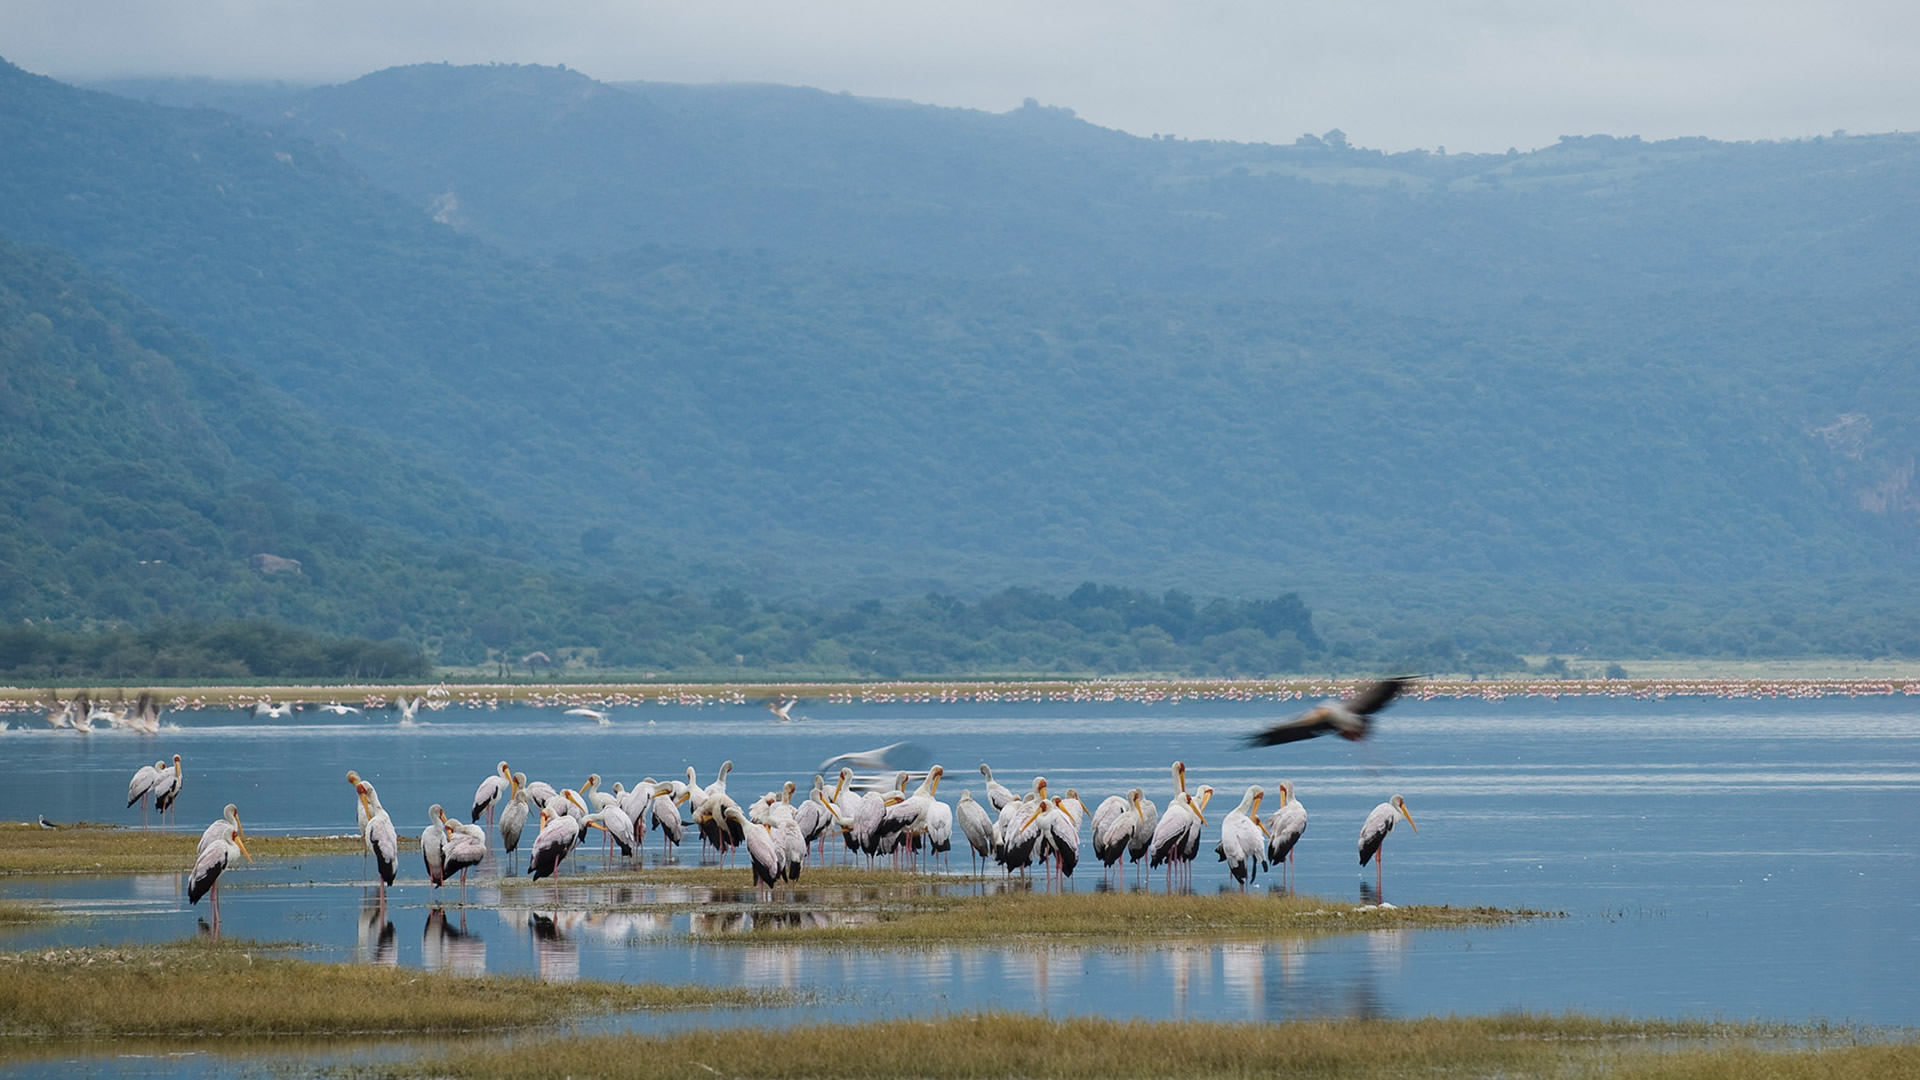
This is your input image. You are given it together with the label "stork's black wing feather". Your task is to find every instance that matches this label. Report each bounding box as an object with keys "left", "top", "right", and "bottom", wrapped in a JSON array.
[
  {"left": 1347, "top": 676, "right": 1415, "bottom": 717},
  {"left": 1239, "top": 714, "right": 1333, "bottom": 748}
]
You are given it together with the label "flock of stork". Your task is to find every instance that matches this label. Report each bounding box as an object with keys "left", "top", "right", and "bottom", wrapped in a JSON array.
[{"left": 167, "top": 678, "right": 1420, "bottom": 919}]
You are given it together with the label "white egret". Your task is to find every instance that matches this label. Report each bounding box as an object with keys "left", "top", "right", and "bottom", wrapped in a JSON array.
[{"left": 1359, "top": 794, "right": 1417, "bottom": 895}]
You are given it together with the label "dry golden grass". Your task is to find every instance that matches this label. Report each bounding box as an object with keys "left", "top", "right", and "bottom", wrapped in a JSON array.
[
  {"left": 0, "top": 940, "right": 787, "bottom": 1043},
  {"left": 0, "top": 822, "right": 406, "bottom": 876},
  {"left": 392, "top": 1012, "right": 1920, "bottom": 1080},
  {"left": 724, "top": 888, "right": 1544, "bottom": 945}
]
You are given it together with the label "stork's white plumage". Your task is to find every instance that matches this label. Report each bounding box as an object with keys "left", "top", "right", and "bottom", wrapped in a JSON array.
[
  {"left": 1265, "top": 781, "right": 1308, "bottom": 869},
  {"left": 1215, "top": 785, "right": 1270, "bottom": 888},
  {"left": 187, "top": 804, "right": 251, "bottom": 914},
  {"left": 472, "top": 761, "right": 511, "bottom": 823},
  {"left": 977, "top": 763, "right": 1016, "bottom": 812},
  {"left": 1359, "top": 793, "right": 1417, "bottom": 885},
  {"left": 422, "top": 803, "right": 448, "bottom": 886}
]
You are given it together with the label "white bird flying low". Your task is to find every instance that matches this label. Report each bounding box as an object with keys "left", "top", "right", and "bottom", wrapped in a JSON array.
[
  {"left": 1242, "top": 676, "right": 1415, "bottom": 747},
  {"left": 564, "top": 707, "right": 611, "bottom": 725}
]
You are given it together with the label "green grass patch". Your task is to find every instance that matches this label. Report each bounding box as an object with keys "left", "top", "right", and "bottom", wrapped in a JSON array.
[
  {"left": 0, "top": 822, "right": 406, "bottom": 876},
  {"left": 0, "top": 940, "right": 789, "bottom": 1044},
  {"left": 384, "top": 1012, "right": 1920, "bottom": 1080},
  {"left": 713, "top": 889, "right": 1546, "bottom": 946}
]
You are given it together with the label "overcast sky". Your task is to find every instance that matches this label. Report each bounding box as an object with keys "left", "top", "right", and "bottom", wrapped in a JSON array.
[{"left": 5, "top": 0, "right": 1917, "bottom": 152}]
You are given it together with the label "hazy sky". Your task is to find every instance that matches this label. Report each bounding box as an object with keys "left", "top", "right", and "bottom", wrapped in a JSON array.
[{"left": 5, "top": 0, "right": 1917, "bottom": 152}]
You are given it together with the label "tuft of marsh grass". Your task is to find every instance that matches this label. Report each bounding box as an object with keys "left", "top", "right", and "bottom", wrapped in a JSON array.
[
  {"left": 0, "top": 901, "right": 57, "bottom": 925},
  {"left": 387, "top": 1012, "right": 1920, "bottom": 1080},
  {"left": 0, "top": 822, "right": 406, "bottom": 876},
  {"left": 0, "top": 940, "right": 789, "bottom": 1043}
]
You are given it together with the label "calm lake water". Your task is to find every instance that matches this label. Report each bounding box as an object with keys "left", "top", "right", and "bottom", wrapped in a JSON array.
[{"left": 1, "top": 694, "right": 1916, "bottom": 1075}]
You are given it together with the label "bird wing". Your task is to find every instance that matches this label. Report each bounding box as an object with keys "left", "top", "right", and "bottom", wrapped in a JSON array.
[
  {"left": 1348, "top": 676, "right": 1414, "bottom": 717},
  {"left": 1240, "top": 709, "right": 1337, "bottom": 747}
]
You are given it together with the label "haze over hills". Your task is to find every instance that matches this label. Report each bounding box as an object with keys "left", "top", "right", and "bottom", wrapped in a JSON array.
[{"left": 5, "top": 57, "right": 1919, "bottom": 668}]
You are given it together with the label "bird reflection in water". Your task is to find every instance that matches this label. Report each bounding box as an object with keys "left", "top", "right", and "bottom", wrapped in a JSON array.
[
  {"left": 423, "top": 907, "right": 486, "bottom": 976},
  {"left": 528, "top": 909, "right": 583, "bottom": 983},
  {"left": 358, "top": 893, "right": 397, "bottom": 966},
  {"left": 1221, "top": 944, "right": 1264, "bottom": 1019}
]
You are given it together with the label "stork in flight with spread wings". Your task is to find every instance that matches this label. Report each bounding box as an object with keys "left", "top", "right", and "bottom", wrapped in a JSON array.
[{"left": 1241, "top": 676, "right": 1414, "bottom": 747}]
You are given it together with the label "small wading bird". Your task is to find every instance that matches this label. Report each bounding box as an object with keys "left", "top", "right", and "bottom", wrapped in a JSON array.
[
  {"left": 1241, "top": 676, "right": 1415, "bottom": 747},
  {"left": 1359, "top": 793, "right": 1417, "bottom": 896},
  {"left": 188, "top": 803, "right": 252, "bottom": 930}
]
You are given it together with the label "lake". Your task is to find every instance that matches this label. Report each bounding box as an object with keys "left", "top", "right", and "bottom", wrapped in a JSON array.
[{"left": 1, "top": 692, "right": 1915, "bottom": 1075}]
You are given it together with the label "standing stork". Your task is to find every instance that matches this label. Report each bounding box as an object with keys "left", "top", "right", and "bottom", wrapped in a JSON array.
[
  {"left": 151, "top": 755, "right": 184, "bottom": 822},
  {"left": 1359, "top": 794, "right": 1417, "bottom": 897},
  {"left": 954, "top": 790, "right": 994, "bottom": 874},
  {"left": 499, "top": 772, "right": 533, "bottom": 871},
  {"left": 977, "top": 763, "right": 1016, "bottom": 812},
  {"left": 127, "top": 760, "right": 166, "bottom": 825},
  {"left": 472, "top": 761, "right": 511, "bottom": 823},
  {"left": 439, "top": 807, "right": 489, "bottom": 896},
  {"left": 1265, "top": 781, "right": 1308, "bottom": 886},
  {"left": 1215, "top": 785, "right": 1271, "bottom": 889},
  {"left": 357, "top": 781, "right": 399, "bottom": 895},
  {"left": 187, "top": 804, "right": 251, "bottom": 932}
]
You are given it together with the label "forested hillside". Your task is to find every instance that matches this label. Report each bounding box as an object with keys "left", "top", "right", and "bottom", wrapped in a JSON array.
[{"left": 2, "top": 58, "right": 1916, "bottom": 670}]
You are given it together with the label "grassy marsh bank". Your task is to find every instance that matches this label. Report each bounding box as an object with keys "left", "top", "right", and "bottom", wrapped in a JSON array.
[
  {"left": 388, "top": 1012, "right": 1920, "bottom": 1080},
  {"left": 723, "top": 889, "right": 1546, "bottom": 945},
  {"left": 516, "top": 872, "right": 1548, "bottom": 945},
  {"left": 0, "top": 822, "right": 405, "bottom": 876},
  {"left": 0, "top": 941, "right": 787, "bottom": 1044}
]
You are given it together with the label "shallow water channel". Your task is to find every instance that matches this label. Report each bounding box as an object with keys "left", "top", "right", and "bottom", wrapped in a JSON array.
[{"left": 1, "top": 694, "right": 1916, "bottom": 1075}]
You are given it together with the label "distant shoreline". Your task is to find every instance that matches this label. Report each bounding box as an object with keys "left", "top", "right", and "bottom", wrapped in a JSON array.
[{"left": 4, "top": 670, "right": 1916, "bottom": 710}]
